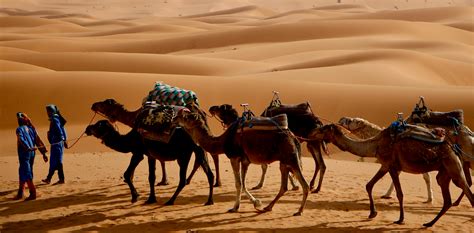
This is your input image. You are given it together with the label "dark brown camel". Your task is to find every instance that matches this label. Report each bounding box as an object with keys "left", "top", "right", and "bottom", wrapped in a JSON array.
[
  {"left": 91, "top": 99, "right": 205, "bottom": 186},
  {"left": 310, "top": 123, "right": 474, "bottom": 227},
  {"left": 91, "top": 99, "right": 168, "bottom": 185},
  {"left": 85, "top": 120, "right": 214, "bottom": 206},
  {"left": 172, "top": 105, "right": 310, "bottom": 216},
  {"left": 261, "top": 101, "right": 327, "bottom": 193}
]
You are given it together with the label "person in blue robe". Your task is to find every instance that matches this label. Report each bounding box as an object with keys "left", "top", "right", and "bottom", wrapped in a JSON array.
[
  {"left": 15, "top": 112, "right": 48, "bottom": 200},
  {"left": 42, "top": 105, "right": 68, "bottom": 185}
]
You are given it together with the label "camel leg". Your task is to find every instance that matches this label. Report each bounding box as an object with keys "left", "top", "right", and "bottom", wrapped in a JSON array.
[
  {"left": 145, "top": 157, "right": 157, "bottom": 204},
  {"left": 157, "top": 160, "right": 169, "bottom": 186},
  {"left": 422, "top": 172, "right": 434, "bottom": 204},
  {"left": 228, "top": 158, "right": 242, "bottom": 213},
  {"left": 211, "top": 153, "right": 222, "bottom": 187},
  {"left": 381, "top": 183, "right": 394, "bottom": 199},
  {"left": 261, "top": 163, "right": 289, "bottom": 213},
  {"left": 185, "top": 154, "right": 201, "bottom": 185},
  {"left": 449, "top": 162, "right": 474, "bottom": 207},
  {"left": 366, "top": 166, "right": 389, "bottom": 219},
  {"left": 388, "top": 169, "right": 404, "bottom": 224},
  {"left": 288, "top": 173, "right": 299, "bottom": 191},
  {"left": 123, "top": 153, "right": 144, "bottom": 203},
  {"left": 240, "top": 159, "right": 262, "bottom": 209},
  {"left": 164, "top": 155, "right": 190, "bottom": 206},
  {"left": 453, "top": 162, "right": 472, "bottom": 206},
  {"left": 195, "top": 147, "right": 214, "bottom": 205},
  {"left": 252, "top": 164, "right": 267, "bottom": 190},
  {"left": 309, "top": 142, "right": 325, "bottom": 193},
  {"left": 289, "top": 160, "right": 310, "bottom": 216},
  {"left": 424, "top": 170, "right": 452, "bottom": 227}
]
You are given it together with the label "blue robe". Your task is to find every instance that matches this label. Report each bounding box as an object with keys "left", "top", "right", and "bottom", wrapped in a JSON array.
[
  {"left": 48, "top": 115, "right": 67, "bottom": 172},
  {"left": 16, "top": 125, "right": 38, "bottom": 182}
]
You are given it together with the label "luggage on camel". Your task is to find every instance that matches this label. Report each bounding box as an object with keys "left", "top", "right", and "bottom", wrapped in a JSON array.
[
  {"left": 408, "top": 96, "right": 464, "bottom": 126},
  {"left": 390, "top": 113, "right": 446, "bottom": 144},
  {"left": 142, "top": 82, "right": 199, "bottom": 107}
]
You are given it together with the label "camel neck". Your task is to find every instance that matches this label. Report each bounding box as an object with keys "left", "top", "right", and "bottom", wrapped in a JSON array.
[
  {"left": 331, "top": 129, "right": 379, "bottom": 158},
  {"left": 101, "top": 129, "right": 138, "bottom": 153},
  {"left": 186, "top": 123, "right": 227, "bottom": 155},
  {"left": 110, "top": 106, "right": 141, "bottom": 128}
]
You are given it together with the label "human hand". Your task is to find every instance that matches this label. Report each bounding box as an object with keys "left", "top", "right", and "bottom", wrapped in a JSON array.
[{"left": 43, "top": 154, "right": 48, "bottom": 163}]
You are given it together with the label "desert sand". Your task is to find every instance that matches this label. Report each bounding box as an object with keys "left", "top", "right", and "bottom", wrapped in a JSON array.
[{"left": 0, "top": 0, "right": 473, "bottom": 232}]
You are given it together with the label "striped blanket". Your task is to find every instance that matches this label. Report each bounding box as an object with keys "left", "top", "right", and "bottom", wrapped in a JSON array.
[{"left": 143, "top": 82, "right": 199, "bottom": 106}]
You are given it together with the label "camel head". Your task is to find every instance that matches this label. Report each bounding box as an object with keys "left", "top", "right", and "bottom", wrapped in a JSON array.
[
  {"left": 309, "top": 123, "right": 348, "bottom": 142},
  {"left": 91, "top": 99, "right": 122, "bottom": 122},
  {"left": 209, "top": 104, "right": 238, "bottom": 126},
  {"left": 173, "top": 107, "right": 202, "bottom": 129},
  {"left": 85, "top": 120, "right": 116, "bottom": 139},
  {"left": 338, "top": 117, "right": 367, "bottom": 131}
]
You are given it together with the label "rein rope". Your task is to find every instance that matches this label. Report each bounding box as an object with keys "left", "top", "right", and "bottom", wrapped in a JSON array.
[{"left": 66, "top": 111, "right": 98, "bottom": 149}]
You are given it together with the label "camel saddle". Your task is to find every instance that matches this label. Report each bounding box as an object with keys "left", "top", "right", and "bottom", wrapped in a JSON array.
[
  {"left": 264, "top": 102, "right": 312, "bottom": 116},
  {"left": 394, "top": 123, "right": 446, "bottom": 144},
  {"left": 135, "top": 102, "right": 185, "bottom": 143},
  {"left": 237, "top": 114, "right": 288, "bottom": 132}
]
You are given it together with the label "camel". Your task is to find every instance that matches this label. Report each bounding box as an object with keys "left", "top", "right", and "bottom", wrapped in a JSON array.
[
  {"left": 185, "top": 104, "right": 299, "bottom": 190},
  {"left": 338, "top": 117, "right": 433, "bottom": 203},
  {"left": 85, "top": 120, "right": 214, "bottom": 206},
  {"left": 91, "top": 99, "right": 205, "bottom": 186},
  {"left": 261, "top": 100, "right": 328, "bottom": 193},
  {"left": 340, "top": 104, "right": 474, "bottom": 206},
  {"left": 405, "top": 101, "right": 474, "bottom": 206},
  {"left": 309, "top": 123, "right": 474, "bottom": 227},
  {"left": 91, "top": 99, "right": 169, "bottom": 185},
  {"left": 171, "top": 105, "right": 310, "bottom": 216}
]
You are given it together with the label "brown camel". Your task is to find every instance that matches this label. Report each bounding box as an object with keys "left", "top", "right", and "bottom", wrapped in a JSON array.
[
  {"left": 172, "top": 105, "right": 310, "bottom": 216},
  {"left": 185, "top": 104, "right": 299, "bottom": 190},
  {"left": 85, "top": 120, "right": 214, "bottom": 205},
  {"left": 338, "top": 116, "right": 433, "bottom": 203},
  {"left": 91, "top": 99, "right": 206, "bottom": 186},
  {"left": 309, "top": 123, "right": 474, "bottom": 227},
  {"left": 405, "top": 99, "right": 473, "bottom": 206}
]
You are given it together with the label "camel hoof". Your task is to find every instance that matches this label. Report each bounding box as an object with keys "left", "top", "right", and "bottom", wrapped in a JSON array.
[
  {"left": 394, "top": 220, "right": 404, "bottom": 225},
  {"left": 423, "top": 199, "right": 433, "bottom": 204},
  {"left": 164, "top": 200, "right": 174, "bottom": 206},
  {"left": 251, "top": 185, "right": 263, "bottom": 190},
  {"left": 381, "top": 195, "right": 392, "bottom": 199},
  {"left": 368, "top": 212, "right": 377, "bottom": 219},
  {"left": 423, "top": 222, "right": 434, "bottom": 228},
  {"left": 253, "top": 199, "right": 262, "bottom": 209},
  {"left": 311, "top": 189, "right": 320, "bottom": 194},
  {"left": 227, "top": 208, "right": 238, "bottom": 213},
  {"left": 291, "top": 186, "right": 300, "bottom": 191},
  {"left": 204, "top": 200, "right": 214, "bottom": 206},
  {"left": 293, "top": 212, "right": 302, "bottom": 216},
  {"left": 131, "top": 197, "right": 139, "bottom": 203},
  {"left": 157, "top": 181, "right": 169, "bottom": 186},
  {"left": 214, "top": 182, "right": 222, "bottom": 187},
  {"left": 145, "top": 198, "right": 157, "bottom": 204}
]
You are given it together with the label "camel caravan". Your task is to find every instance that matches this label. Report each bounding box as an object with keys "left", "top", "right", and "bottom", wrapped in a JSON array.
[{"left": 86, "top": 82, "right": 473, "bottom": 227}]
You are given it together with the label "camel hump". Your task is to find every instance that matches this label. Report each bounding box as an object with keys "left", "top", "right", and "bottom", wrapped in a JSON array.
[
  {"left": 143, "top": 82, "right": 199, "bottom": 106},
  {"left": 395, "top": 124, "right": 446, "bottom": 144},
  {"left": 239, "top": 114, "right": 288, "bottom": 132},
  {"left": 266, "top": 102, "right": 311, "bottom": 116}
]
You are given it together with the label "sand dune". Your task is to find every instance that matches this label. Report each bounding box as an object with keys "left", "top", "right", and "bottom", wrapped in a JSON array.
[{"left": 0, "top": 0, "right": 473, "bottom": 232}]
